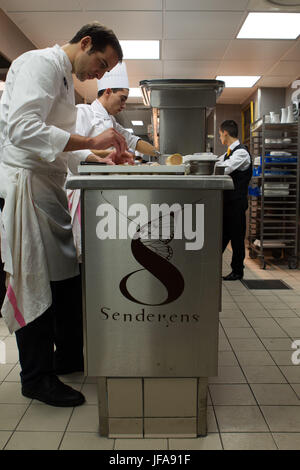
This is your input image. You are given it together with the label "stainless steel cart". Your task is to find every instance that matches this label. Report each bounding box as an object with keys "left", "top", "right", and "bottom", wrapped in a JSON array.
[{"left": 67, "top": 166, "right": 233, "bottom": 438}]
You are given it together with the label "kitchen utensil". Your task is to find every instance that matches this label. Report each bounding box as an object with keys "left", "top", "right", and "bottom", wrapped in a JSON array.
[
  {"left": 281, "top": 107, "right": 288, "bottom": 123},
  {"left": 184, "top": 154, "right": 219, "bottom": 175},
  {"left": 287, "top": 105, "right": 294, "bottom": 123}
]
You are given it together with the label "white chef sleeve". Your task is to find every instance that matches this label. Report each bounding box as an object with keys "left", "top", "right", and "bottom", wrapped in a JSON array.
[
  {"left": 7, "top": 55, "right": 71, "bottom": 162},
  {"left": 113, "top": 119, "right": 140, "bottom": 150}
]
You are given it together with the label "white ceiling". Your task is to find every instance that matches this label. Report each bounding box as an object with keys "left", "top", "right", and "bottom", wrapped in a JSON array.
[{"left": 0, "top": 0, "right": 299, "bottom": 109}]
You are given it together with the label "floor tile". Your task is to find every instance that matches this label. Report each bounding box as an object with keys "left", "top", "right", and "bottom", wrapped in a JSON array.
[
  {"left": 207, "top": 406, "right": 218, "bottom": 433},
  {"left": 214, "top": 406, "right": 268, "bottom": 432},
  {"left": 220, "top": 318, "right": 250, "bottom": 328},
  {"left": 222, "top": 328, "right": 258, "bottom": 339},
  {"left": 0, "top": 431, "right": 12, "bottom": 450},
  {"left": 0, "top": 382, "right": 31, "bottom": 404},
  {"left": 235, "top": 350, "right": 275, "bottom": 366},
  {"left": 250, "top": 383, "right": 300, "bottom": 405},
  {"left": 169, "top": 433, "right": 222, "bottom": 450},
  {"left": 114, "top": 438, "right": 168, "bottom": 450},
  {"left": 4, "top": 363, "right": 21, "bottom": 382},
  {"left": 272, "top": 433, "right": 300, "bottom": 450},
  {"left": 242, "top": 309, "right": 271, "bottom": 318},
  {"left": 67, "top": 405, "right": 99, "bottom": 432},
  {"left": 60, "top": 432, "right": 114, "bottom": 450},
  {"left": 291, "top": 384, "right": 300, "bottom": 399},
  {"left": 218, "top": 351, "right": 238, "bottom": 366},
  {"left": 269, "top": 350, "right": 296, "bottom": 366},
  {"left": 80, "top": 383, "right": 97, "bottom": 405},
  {"left": 209, "top": 384, "right": 256, "bottom": 406},
  {"left": 57, "top": 372, "right": 85, "bottom": 384},
  {"left": 17, "top": 403, "right": 73, "bottom": 432},
  {"left": 4, "top": 431, "right": 63, "bottom": 450},
  {"left": 218, "top": 338, "right": 232, "bottom": 352},
  {"left": 279, "top": 366, "right": 300, "bottom": 383},
  {"left": 242, "top": 366, "right": 287, "bottom": 384},
  {"left": 229, "top": 338, "right": 265, "bottom": 351},
  {"left": 262, "top": 338, "right": 295, "bottom": 351},
  {"left": 0, "top": 404, "right": 29, "bottom": 430},
  {"left": 219, "top": 310, "right": 245, "bottom": 319},
  {"left": 261, "top": 406, "right": 300, "bottom": 432},
  {"left": 268, "top": 310, "right": 298, "bottom": 318},
  {"left": 221, "top": 432, "right": 277, "bottom": 450},
  {"left": 208, "top": 366, "right": 246, "bottom": 384},
  {"left": 0, "top": 364, "right": 15, "bottom": 383}
]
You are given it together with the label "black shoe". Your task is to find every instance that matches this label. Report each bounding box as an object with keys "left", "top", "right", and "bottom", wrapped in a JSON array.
[
  {"left": 222, "top": 272, "right": 243, "bottom": 281},
  {"left": 22, "top": 375, "right": 85, "bottom": 407}
]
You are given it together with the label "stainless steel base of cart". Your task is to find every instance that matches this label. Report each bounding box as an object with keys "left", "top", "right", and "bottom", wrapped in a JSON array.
[{"left": 67, "top": 172, "right": 233, "bottom": 437}]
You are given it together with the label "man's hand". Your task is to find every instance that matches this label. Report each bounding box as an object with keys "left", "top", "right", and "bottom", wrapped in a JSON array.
[
  {"left": 108, "top": 150, "right": 135, "bottom": 165},
  {"left": 90, "top": 128, "right": 127, "bottom": 155},
  {"left": 86, "top": 153, "right": 115, "bottom": 165}
]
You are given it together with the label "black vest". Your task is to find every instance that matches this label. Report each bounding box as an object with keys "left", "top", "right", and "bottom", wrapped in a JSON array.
[{"left": 223, "top": 144, "right": 252, "bottom": 203}]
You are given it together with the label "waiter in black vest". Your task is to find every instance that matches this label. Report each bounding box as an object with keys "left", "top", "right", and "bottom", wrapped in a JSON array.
[{"left": 216, "top": 120, "right": 252, "bottom": 281}]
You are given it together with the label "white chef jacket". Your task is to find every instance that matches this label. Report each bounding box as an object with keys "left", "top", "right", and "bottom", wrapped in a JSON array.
[
  {"left": 215, "top": 140, "right": 251, "bottom": 175},
  {"left": 68, "top": 99, "right": 140, "bottom": 174},
  {"left": 0, "top": 44, "right": 80, "bottom": 332}
]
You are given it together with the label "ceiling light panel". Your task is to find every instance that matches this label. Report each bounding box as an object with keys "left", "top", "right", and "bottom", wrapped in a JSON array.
[
  {"left": 120, "top": 41, "right": 160, "bottom": 59},
  {"left": 237, "top": 13, "right": 300, "bottom": 39},
  {"left": 132, "top": 121, "right": 144, "bottom": 126},
  {"left": 216, "top": 76, "right": 261, "bottom": 87}
]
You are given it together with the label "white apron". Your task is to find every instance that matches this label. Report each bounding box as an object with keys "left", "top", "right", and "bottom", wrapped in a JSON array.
[{"left": 0, "top": 99, "right": 78, "bottom": 333}]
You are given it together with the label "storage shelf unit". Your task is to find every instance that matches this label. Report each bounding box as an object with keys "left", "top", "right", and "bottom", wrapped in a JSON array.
[{"left": 249, "top": 118, "right": 300, "bottom": 269}]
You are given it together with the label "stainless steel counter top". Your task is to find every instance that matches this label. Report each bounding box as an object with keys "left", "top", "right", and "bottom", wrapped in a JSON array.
[{"left": 66, "top": 174, "right": 234, "bottom": 190}]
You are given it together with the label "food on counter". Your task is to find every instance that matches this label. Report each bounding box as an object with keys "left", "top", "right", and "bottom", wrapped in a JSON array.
[
  {"left": 166, "top": 153, "right": 183, "bottom": 165},
  {"left": 150, "top": 162, "right": 160, "bottom": 166}
]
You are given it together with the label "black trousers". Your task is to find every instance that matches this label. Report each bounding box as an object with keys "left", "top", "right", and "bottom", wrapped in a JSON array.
[
  {"left": 222, "top": 198, "right": 248, "bottom": 276},
  {"left": 15, "top": 274, "right": 83, "bottom": 386}
]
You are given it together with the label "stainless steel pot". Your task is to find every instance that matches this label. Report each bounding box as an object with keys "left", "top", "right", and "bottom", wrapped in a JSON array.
[{"left": 184, "top": 154, "right": 219, "bottom": 175}]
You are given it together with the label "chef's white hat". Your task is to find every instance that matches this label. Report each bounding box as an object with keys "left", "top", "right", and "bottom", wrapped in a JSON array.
[{"left": 97, "top": 62, "right": 129, "bottom": 91}]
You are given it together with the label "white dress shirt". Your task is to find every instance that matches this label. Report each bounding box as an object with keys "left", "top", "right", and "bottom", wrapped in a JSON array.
[{"left": 216, "top": 140, "right": 251, "bottom": 175}]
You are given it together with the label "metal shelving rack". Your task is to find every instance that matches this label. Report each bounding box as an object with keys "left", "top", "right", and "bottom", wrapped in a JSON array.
[{"left": 249, "top": 117, "right": 300, "bottom": 269}]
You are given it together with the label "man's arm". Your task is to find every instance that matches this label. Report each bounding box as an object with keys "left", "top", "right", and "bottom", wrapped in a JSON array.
[
  {"left": 63, "top": 128, "right": 127, "bottom": 155},
  {"left": 136, "top": 139, "right": 157, "bottom": 156}
]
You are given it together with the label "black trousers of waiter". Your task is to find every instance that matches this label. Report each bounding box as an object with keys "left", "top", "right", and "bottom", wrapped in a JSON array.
[
  {"left": 15, "top": 274, "right": 83, "bottom": 386},
  {"left": 222, "top": 197, "right": 248, "bottom": 277}
]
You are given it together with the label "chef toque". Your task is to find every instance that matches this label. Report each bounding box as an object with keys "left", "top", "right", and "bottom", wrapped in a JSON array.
[{"left": 97, "top": 62, "right": 129, "bottom": 91}]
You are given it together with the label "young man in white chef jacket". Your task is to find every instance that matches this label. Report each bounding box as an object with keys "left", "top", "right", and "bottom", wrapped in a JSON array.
[
  {"left": 0, "top": 23, "right": 128, "bottom": 407},
  {"left": 68, "top": 62, "right": 158, "bottom": 260},
  {"left": 215, "top": 120, "right": 252, "bottom": 281}
]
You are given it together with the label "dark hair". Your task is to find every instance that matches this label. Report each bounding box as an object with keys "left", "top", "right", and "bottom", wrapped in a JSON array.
[
  {"left": 220, "top": 120, "right": 239, "bottom": 138},
  {"left": 97, "top": 88, "right": 128, "bottom": 98},
  {"left": 69, "top": 22, "right": 123, "bottom": 60}
]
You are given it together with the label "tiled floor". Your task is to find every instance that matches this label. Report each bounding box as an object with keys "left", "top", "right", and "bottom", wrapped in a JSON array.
[{"left": 1, "top": 249, "right": 300, "bottom": 450}]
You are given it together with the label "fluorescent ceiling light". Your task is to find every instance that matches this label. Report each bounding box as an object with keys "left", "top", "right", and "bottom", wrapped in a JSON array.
[
  {"left": 120, "top": 40, "right": 160, "bottom": 59},
  {"left": 132, "top": 120, "right": 144, "bottom": 126},
  {"left": 129, "top": 88, "right": 142, "bottom": 97},
  {"left": 125, "top": 128, "right": 134, "bottom": 133},
  {"left": 237, "top": 12, "right": 300, "bottom": 39},
  {"left": 216, "top": 76, "right": 261, "bottom": 88}
]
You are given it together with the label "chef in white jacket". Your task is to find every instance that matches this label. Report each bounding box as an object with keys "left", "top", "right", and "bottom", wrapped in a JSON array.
[
  {"left": 68, "top": 62, "right": 157, "bottom": 259},
  {"left": 0, "top": 22, "right": 127, "bottom": 407}
]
